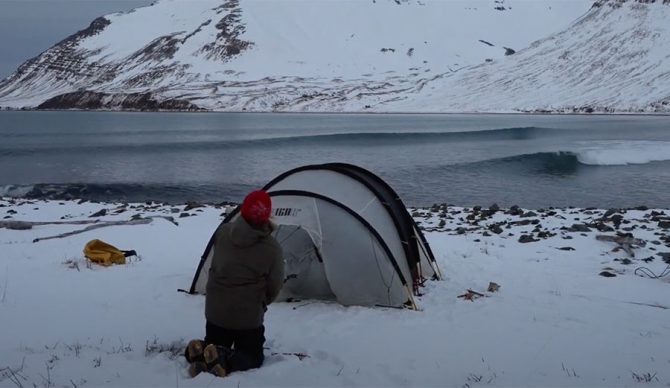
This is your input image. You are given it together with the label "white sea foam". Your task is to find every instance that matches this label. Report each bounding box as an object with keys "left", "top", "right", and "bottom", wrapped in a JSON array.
[
  {"left": 575, "top": 141, "right": 670, "bottom": 166},
  {"left": 0, "top": 184, "right": 33, "bottom": 197}
]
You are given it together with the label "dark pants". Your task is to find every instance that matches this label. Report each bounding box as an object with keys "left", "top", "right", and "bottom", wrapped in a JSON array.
[{"left": 205, "top": 321, "right": 265, "bottom": 373}]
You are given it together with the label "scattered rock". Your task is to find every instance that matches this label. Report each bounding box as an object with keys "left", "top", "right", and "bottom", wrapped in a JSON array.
[
  {"left": 179, "top": 213, "right": 191, "bottom": 218},
  {"left": 488, "top": 224, "right": 503, "bottom": 234},
  {"left": 558, "top": 246, "right": 575, "bottom": 251},
  {"left": 603, "top": 208, "right": 618, "bottom": 218},
  {"left": 599, "top": 271, "right": 617, "bottom": 278},
  {"left": 568, "top": 223, "right": 591, "bottom": 232},
  {"left": 611, "top": 214, "right": 624, "bottom": 228},
  {"left": 521, "top": 211, "right": 538, "bottom": 218},
  {"left": 89, "top": 209, "right": 107, "bottom": 218},
  {"left": 658, "top": 252, "right": 670, "bottom": 264},
  {"left": 487, "top": 282, "right": 501, "bottom": 292},
  {"left": 658, "top": 221, "right": 670, "bottom": 229},
  {"left": 595, "top": 222, "right": 614, "bottom": 232},
  {"left": 518, "top": 235, "right": 539, "bottom": 243},
  {"left": 507, "top": 205, "right": 523, "bottom": 216}
]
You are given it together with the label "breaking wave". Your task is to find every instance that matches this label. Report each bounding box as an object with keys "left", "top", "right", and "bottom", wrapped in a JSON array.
[
  {"left": 466, "top": 148, "right": 670, "bottom": 170},
  {"left": 573, "top": 141, "right": 670, "bottom": 166},
  {"left": 461, "top": 141, "right": 670, "bottom": 170}
]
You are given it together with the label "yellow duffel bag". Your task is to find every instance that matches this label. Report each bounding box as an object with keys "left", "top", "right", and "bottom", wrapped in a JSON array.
[{"left": 83, "top": 239, "right": 136, "bottom": 266}]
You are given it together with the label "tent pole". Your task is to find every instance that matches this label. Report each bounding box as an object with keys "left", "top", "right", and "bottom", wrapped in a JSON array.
[
  {"left": 416, "top": 235, "right": 442, "bottom": 280},
  {"left": 405, "top": 285, "right": 419, "bottom": 310}
]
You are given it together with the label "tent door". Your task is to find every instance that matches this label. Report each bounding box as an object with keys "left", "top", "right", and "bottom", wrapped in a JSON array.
[{"left": 274, "top": 224, "right": 335, "bottom": 302}]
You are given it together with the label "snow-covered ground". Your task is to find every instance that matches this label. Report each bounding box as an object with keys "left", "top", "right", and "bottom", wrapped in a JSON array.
[{"left": 2, "top": 197, "right": 669, "bottom": 387}]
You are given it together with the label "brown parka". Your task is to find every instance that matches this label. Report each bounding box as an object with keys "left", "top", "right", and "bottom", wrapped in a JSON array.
[{"left": 205, "top": 216, "right": 284, "bottom": 330}]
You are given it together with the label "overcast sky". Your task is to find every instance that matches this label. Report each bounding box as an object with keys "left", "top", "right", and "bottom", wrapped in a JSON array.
[{"left": 0, "top": 0, "right": 154, "bottom": 79}]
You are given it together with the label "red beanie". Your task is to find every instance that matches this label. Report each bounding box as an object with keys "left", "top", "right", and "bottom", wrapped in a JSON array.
[{"left": 240, "top": 190, "right": 272, "bottom": 225}]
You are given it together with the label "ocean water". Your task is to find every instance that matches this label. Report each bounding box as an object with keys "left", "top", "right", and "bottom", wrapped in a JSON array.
[{"left": 0, "top": 111, "right": 669, "bottom": 208}]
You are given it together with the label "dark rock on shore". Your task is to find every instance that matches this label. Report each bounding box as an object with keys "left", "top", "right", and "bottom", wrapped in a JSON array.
[
  {"left": 567, "top": 223, "right": 591, "bottom": 232},
  {"left": 184, "top": 202, "right": 206, "bottom": 211},
  {"left": 595, "top": 222, "right": 614, "bottom": 232},
  {"left": 659, "top": 252, "right": 670, "bottom": 264},
  {"left": 488, "top": 224, "right": 504, "bottom": 234},
  {"left": 519, "top": 235, "right": 539, "bottom": 243},
  {"left": 37, "top": 91, "right": 204, "bottom": 111},
  {"left": 507, "top": 205, "right": 523, "bottom": 216},
  {"left": 89, "top": 209, "right": 107, "bottom": 218}
]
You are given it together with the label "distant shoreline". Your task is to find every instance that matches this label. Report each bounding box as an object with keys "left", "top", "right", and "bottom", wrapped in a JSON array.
[
  {"left": 2, "top": 196, "right": 666, "bottom": 213},
  {"left": 1, "top": 108, "right": 669, "bottom": 117}
]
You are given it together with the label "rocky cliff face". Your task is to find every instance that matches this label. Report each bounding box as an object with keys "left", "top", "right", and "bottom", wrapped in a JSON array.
[
  {"left": 1, "top": 0, "right": 668, "bottom": 113},
  {"left": 36, "top": 91, "right": 203, "bottom": 111}
]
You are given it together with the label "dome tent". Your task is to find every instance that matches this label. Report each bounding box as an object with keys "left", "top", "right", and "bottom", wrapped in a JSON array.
[{"left": 188, "top": 163, "right": 441, "bottom": 309}]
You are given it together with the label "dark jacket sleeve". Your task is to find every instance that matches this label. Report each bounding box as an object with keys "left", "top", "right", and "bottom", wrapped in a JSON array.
[{"left": 265, "top": 247, "right": 285, "bottom": 305}]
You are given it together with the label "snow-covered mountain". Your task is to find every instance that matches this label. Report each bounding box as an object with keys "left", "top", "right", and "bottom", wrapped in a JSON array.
[
  {"left": 0, "top": 0, "right": 667, "bottom": 113},
  {"left": 388, "top": 0, "right": 670, "bottom": 113}
]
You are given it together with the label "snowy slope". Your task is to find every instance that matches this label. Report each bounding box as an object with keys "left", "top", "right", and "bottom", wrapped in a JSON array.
[
  {"left": 1, "top": 198, "right": 670, "bottom": 386},
  {"left": 0, "top": 0, "right": 598, "bottom": 111},
  {"left": 386, "top": 0, "right": 670, "bottom": 113}
]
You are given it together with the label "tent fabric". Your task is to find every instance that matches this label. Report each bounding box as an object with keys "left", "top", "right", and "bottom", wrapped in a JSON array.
[{"left": 188, "top": 163, "right": 441, "bottom": 309}]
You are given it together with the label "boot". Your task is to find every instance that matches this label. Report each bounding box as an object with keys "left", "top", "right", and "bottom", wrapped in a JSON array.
[
  {"left": 184, "top": 339, "right": 205, "bottom": 363},
  {"left": 203, "top": 344, "right": 228, "bottom": 377},
  {"left": 188, "top": 361, "right": 208, "bottom": 378}
]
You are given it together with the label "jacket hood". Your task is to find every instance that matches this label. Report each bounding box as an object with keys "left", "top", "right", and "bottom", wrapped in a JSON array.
[{"left": 229, "top": 216, "right": 273, "bottom": 247}]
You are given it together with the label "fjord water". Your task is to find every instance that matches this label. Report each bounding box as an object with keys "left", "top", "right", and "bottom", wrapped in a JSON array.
[{"left": 0, "top": 111, "right": 668, "bottom": 208}]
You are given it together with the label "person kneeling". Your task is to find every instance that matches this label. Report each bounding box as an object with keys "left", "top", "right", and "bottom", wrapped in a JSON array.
[{"left": 186, "top": 190, "right": 284, "bottom": 378}]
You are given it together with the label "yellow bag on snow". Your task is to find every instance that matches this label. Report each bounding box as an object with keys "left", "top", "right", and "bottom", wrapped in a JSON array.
[{"left": 83, "top": 239, "right": 129, "bottom": 266}]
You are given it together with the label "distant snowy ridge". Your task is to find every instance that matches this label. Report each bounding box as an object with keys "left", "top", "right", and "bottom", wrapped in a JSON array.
[{"left": 0, "top": 0, "right": 668, "bottom": 113}]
